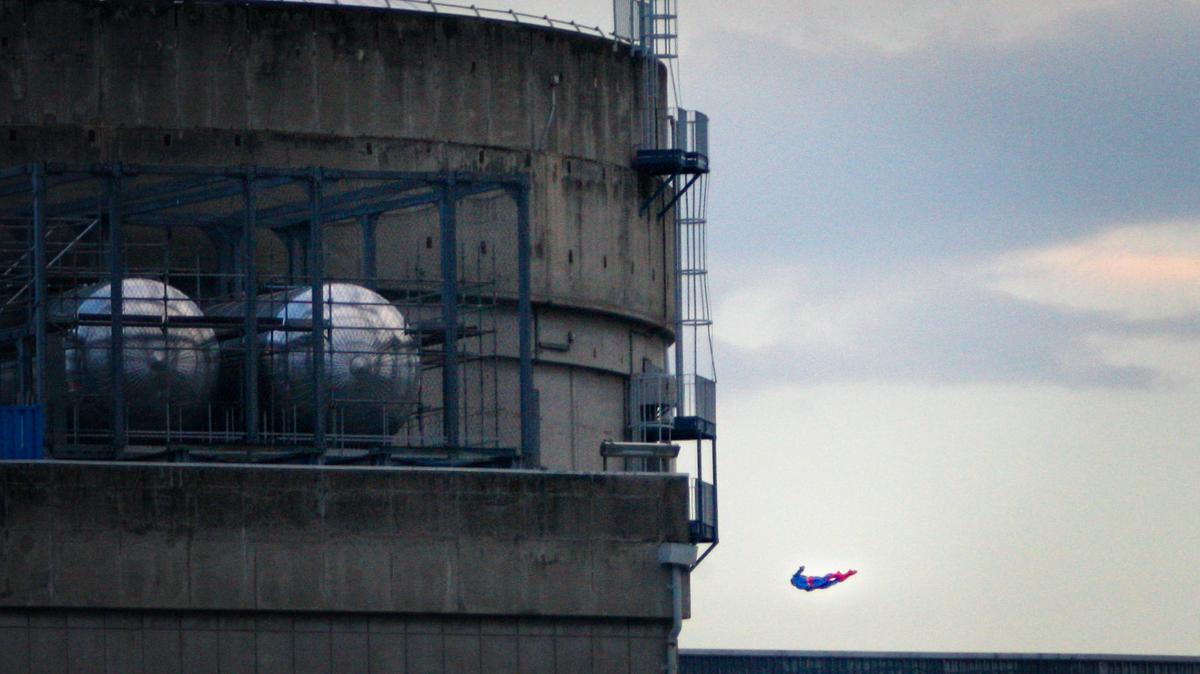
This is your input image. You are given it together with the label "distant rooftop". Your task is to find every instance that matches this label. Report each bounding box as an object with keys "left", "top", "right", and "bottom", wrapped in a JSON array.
[
  {"left": 683, "top": 650, "right": 1200, "bottom": 662},
  {"left": 680, "top": 650, "right": 1200, "bottom": 674}
]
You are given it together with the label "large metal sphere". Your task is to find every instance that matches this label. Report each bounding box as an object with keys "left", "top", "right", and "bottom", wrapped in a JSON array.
[
  {"left": 261, "top": 283, "right": 420, "bottom": 438},
  {"left": 63, "top": 278, "right": 218, "bottom": 432}
]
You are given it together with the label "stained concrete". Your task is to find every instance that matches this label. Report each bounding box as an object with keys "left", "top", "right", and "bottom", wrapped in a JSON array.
[
  {"left": 0, "top": 0, "right": 677, "bottom": 471},
  {"left": 0, "top": 608, "right": 671, "bottom": 673},
  {"left": 0, "top": 461, "right": 690, "bottom": 672},
  {"left": 0, "top": 462, "right": 689, "bottom": 616}
]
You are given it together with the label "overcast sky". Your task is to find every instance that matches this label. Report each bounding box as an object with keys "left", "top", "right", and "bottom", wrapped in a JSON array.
[{"left": 507, "top": 0, "right": 1200, "bottom": 656}]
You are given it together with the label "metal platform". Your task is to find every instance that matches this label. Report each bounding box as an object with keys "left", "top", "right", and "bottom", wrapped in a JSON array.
[
  {"left": 672, "top": 415, "right": 715, "bottom": 441},
  {"left": 633, "top": 149, "right": 709, "bottom": 176}
]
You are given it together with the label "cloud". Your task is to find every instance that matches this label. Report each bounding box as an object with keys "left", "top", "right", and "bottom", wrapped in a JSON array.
[
  {"left": 713, "top": 268, "right": 886, "bottom": 352},
  {"left": 713, "top": 238, "right": 1199, "bottom": 390},
  {"left": 689, "top": 0, "right": 1127, "bottom": 55},
  {"left": 691, "top": 0, "right": 1200, "bottom": 272},
  {"left": 989, "top": 220, "right": 1200, "bottom": 321}
]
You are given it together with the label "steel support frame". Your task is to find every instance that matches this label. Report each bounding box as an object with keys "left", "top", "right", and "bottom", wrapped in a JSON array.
[
  {"left": 106, "top": 166, "right": 126, "bottom": 452},
  {"left": 513, "top": 181, "right": 538, "bottom": 468},
  {"left": 308, "top": 169, "right": 327, "bottom": 457},
  {"left": 439, "top": 180, "right": 460, "bottom": 450},
  {"left": 30, "top": 165, "right": 47, "bottom": 441},
  {"left": 5, "top": 162, "right": 537, "bottom": 466},
  {"left": 241, "top": 171, "right": 260, "bottom": 444},
  {"left": 692, "top": 435, "right": 718, "bottom": 569},
  {"left": 360, "top": 214, "right": 378, "bottom": 290},
  {"left": 636, "top": 162, "right": 718, "bottom": 563}
]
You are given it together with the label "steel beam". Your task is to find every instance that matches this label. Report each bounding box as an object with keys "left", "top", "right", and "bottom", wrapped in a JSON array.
[
  {"left": 360, "top": 215, "right": 377, "bottom": 290},
  {"left": 515, "top": 181, "right": 538, "bottom": 468},
  {"left": 42, "top": 175, "right": 226, "bottom": 219},
  {"left": 31, "top": 164, "right": 47, "bottom": 441},
  {"left": 440, "top": 181, "right": 460, "bottom": 450},
  {"left": 309, "top": 169, "right": 326, "bottom": 456},
  {"left": 252, "top": 179, "right": 426, "bottom": 228},
  {"left": 657, "top": 173, "right": 700, "bottom": 220},
  {"left": 243, "top": 172, "right": 259, "bottom": 443},
  {"left": 107, "top": 167, "right": 126, "bottom": 451},
  {"left": 20, "top": 163, "right": 527, "bottom": 188},
  {"left": 0, "top": 179, "right": 34, "bottom": 199},
  {"left": 0, "top": 164, "right": 31, "bottom": 180},
  {"left": 674, "top": 175, "right": 685, "bottom": 410}
]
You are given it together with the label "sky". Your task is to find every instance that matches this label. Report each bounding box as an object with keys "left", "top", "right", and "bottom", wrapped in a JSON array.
[{"left": 504, "top": 0, "right": 1200, "bottom": 656}]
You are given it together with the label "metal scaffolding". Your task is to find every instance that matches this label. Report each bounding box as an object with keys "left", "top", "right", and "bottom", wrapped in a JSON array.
[
  {"left": 0, "top": 162, "right": 536, "bottom": 467},
  {"left": 619, "top": 0, "right": 719, "bottom": 559}
]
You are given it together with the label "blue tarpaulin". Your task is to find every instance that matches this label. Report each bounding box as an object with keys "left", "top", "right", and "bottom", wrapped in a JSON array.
[{"left": 0, "top": 405, "right": 44, "bottom": 460}]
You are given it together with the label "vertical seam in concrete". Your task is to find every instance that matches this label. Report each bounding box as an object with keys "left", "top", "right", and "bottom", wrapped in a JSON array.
[
  {"left": 185, "top": 535, "right": 192, "bottom": 609},
  {"left": 569, "top": 367, "right": 576, "bottom": 471},
  {"left": 625, "top": 620, "right": 633, "bottom": 674},
  {"left": 172, "top": 7, "right": 181, "bottom": 130}
]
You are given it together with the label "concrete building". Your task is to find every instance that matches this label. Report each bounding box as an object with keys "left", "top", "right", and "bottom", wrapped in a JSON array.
[
  {"left": 0, "top": 461, "right": 694, "bottom": 672},
  {"left": 0, "top": 0, "right": 717, "bottom": 672},
  {"left": 0, "top": 0, "right": 683, "bottom": 470}
]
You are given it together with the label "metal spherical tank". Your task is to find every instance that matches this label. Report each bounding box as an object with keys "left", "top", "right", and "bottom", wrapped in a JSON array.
[
  {"left": 60, "top": 278, "right": 218, "bottom": 431},
  {"left": 260, "top": 283, "right": 419, "bottom": 438}
]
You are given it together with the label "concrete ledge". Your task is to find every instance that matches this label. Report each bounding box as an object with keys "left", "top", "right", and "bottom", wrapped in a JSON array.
[{"left": 0, "top": 462, "right": 690, "bottom": 619}]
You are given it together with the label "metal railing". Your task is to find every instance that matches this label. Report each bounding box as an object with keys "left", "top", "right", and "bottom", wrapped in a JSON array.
[
  {"left": 613, "top": 0, "right": 639, "bottom": 42},
  {"left": 678, "top": 374, "right": 715, "bottom": 424},
  {"left": 209, "top": 0, "right": 630, "bottom": 43},
  {"left": 673, "top": 108, "right": 710, "bottom": 160},
  {"left": 689, "top": 478, "right": 716, "bottom": 543},
  {"left": 629, "top": 371, "right": 676, "bottom": 442}
]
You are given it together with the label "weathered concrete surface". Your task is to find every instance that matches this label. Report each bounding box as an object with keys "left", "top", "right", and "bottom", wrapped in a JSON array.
[
  {"left": 0, "top": 608, "right": 671, "bottom": 673},
  {"left": 0, "top": 0, "right": 677, "bottom": 471},
  {"left": 0, "top": 0, "right": 672, "bottom": 332},
  {"left": 0, "top": 462, "right": 689, "bottom": 617}
]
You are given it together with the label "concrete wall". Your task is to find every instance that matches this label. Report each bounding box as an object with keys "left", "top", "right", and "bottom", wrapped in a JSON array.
[
  {"left": 0, "top": 609, "right": 671, "bottom": 674},
  {"left": 0, "top": 0, "right": 675, "bottom": 470},
  {"left": 0, "top": 461, "right": 693, "bottom": 672}
]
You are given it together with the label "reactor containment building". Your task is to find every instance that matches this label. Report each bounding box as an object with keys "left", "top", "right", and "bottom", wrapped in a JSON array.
[{"left": 0, "top": 0, "right": 718, "bottom": 672}]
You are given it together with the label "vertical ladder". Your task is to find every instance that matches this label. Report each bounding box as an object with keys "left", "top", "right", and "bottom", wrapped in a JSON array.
[{"left": 634, "top": 0, "right": 677, "bottom": 150}]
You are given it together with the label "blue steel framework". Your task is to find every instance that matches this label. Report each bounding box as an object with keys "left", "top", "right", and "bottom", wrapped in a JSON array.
[{"left": 0, "top": 162, "right": 535, "bottom": 467}]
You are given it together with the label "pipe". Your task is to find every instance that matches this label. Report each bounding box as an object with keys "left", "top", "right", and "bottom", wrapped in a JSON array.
[
  {"left": 667, "top": 564, "right": 683, "bottom": 674},
  {"left": 538, "top": 74, "right": 561, "bottom": 150},
  {"left": 659, "top": 543, "right": 696, "bottom": 674}
]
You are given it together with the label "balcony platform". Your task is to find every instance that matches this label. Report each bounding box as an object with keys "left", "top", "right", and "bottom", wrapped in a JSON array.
[
  {"left": 633, "top": 149, "right": 709, "bottom": 176},
  {"left": 673, "top": 415, "right": 716, "bottom": 441}
]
